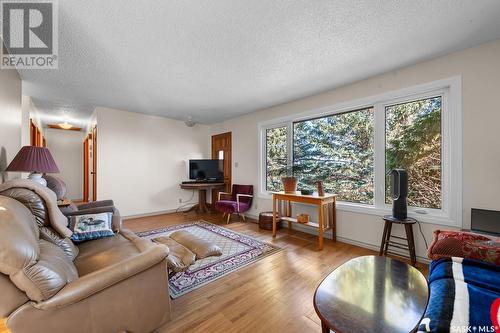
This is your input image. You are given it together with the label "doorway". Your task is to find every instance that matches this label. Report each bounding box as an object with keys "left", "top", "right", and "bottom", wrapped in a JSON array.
[
  {"left": 92, "top": 125, "right": 97, "bottom": 201},
  {"left": 83, "top": 134, "right": 90, "bottom": 202},
  {"left": 211, "top": 132, "right": 232, "bottom": 203}
]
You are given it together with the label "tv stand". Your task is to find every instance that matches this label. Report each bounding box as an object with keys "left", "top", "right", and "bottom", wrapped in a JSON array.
[{"left": 180, "top": 182, "right": 225, "bottom": 213}]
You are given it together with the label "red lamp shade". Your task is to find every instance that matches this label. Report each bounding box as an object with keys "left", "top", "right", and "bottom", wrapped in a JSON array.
[{"left": 6, "top": 146, "right": 60, "bottom": 173}]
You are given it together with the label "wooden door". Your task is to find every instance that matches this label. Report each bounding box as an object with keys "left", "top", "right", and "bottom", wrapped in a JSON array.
[
  {"left": 211, "top": 132, "right": 232, "bottom": 203},
  {"left": 30, "top": 119, "right": 36, "bottom": 146},
  {"left": 36, "top": 127, "right": 41, "bottom": 147},
  {"left": 92, "top": 126, "right": 97, "bottom": 201},
  {"left": 83, "top": 135, "right": 89, "bottom": 202}
]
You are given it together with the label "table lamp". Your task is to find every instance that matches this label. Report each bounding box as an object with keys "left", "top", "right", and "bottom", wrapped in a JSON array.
[{"left": 6, "top": 146, "right": 60, "bottom": 186}]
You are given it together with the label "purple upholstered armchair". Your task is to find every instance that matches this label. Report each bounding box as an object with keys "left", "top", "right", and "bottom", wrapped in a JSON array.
[{"left": 214, "top": 184, "right": 253, "bottom": 223}]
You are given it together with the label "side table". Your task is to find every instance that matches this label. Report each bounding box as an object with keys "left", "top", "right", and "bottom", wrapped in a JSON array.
[
  {"left": 379, "top": 215, "right": 418, "bottom": 266},
  {"left": 314, "top": 255, "right": 428, "bottom": 333}
]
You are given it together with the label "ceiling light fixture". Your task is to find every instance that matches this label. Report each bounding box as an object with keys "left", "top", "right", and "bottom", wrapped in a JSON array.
[
  {"left": 185, "top": 116, "right": 196, "bottom": 127},
  {"left": 58, "top": 121, "right": 73, "bottom": 130}
]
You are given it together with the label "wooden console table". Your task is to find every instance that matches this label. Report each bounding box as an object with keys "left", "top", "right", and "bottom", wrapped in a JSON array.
[
  {"left": 271, "top": 191, "right": 336, "bottom": 250},
  {"left": 180, "top": 182, "right": 225, "bottom": 213}
]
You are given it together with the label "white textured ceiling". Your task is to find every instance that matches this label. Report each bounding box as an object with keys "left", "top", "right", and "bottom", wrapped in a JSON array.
[
  {"left": 19, "top": 0, "right": 500, "bottom": 124},
  {"left": 31, "top": 98, "right": 95, "bottom": 129}
]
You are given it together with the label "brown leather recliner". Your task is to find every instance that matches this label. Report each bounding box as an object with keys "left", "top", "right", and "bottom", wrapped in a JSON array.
[
  {"left": 0, "top": 182, "right": 171, "bottom": 333},
  {"left": 43, "top": 174, "right": 121, "bottom": 227}
]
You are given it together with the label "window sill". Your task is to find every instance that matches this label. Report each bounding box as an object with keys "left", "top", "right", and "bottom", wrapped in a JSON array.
[
  {"left": 257, "top": 193, "right": 460, "bottom": 227},
  {"left": 335, "top": 202, "right": 460, "bottom": 227}
]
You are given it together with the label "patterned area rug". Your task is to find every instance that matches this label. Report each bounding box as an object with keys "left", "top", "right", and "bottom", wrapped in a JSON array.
[{"left": 137, "top": 221, "right": 281, "bottom": 298}]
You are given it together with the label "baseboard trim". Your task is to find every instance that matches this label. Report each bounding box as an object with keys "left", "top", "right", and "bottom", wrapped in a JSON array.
[
  {"left": 122, "top": 204, "right": 196, "bottom": 220},
  {"left": 246, "top": 213, "right": 430, "bottom": 264}
]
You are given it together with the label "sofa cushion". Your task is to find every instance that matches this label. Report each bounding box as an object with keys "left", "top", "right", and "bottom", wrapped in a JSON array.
[
  {"left": 0, "top": 197, "right": 39, "bottom": 275},
  {"left": 39, "top": 226, "right": 79, "bottom": 261},
  {"left": 152, "top": 236, "right": 195, "bottom": 273},
  {"left": 0, "top": 180, "right": 73, "bottom": 238},
  {"left": 0, "top": 196, "right": 78, "bottom": 302},
  {"left": 0, "top": 188, "right": 49, "bottom": 228},
  {"left": 74, "top": 230, "right": 150, "bottom": 276},
  {"left": 11, "top": 239, "right": 78, "bottom": 301},
  {"left": 76, "top": 233, "right": 132, "bottom": 260},
  {"left": 170, "top": 230, "right": 222, "bottom": 259},
  {"left": 0, "top": 273, "right": 28, "bottom": 318}
]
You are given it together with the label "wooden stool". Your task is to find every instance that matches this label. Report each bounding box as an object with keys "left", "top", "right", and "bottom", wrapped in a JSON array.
[{"left": 379, "top": 215, "right": 417, "bottom": 266}]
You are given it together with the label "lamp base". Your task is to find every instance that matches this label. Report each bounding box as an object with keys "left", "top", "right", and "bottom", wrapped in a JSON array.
[{"left": 28, "top": 172, "right": 47, "bottom": 186}]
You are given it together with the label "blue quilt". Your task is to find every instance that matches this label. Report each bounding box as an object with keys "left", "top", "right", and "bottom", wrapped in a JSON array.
[{"left": 418, "top": 257, "right": 500, "bottom": 333}]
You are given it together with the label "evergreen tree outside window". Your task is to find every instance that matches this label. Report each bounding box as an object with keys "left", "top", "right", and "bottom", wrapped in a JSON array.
[
  {"left": 293, "top": 108, "right": 374, "bottom": 204},
  {"left": 266, "top": 126, "right": 288, "bottom": 191},
  {"left": 385, "top": 96, "right": 442, "bottom": 209}
]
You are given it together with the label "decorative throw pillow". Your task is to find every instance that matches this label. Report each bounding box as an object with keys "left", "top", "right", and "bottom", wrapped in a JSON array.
[
  {"left": 428, "top": 230, "right": 500, "bottom": 264},
  {"left": 462, "top": 240, "right": 500, "bottom": 265},
  {"left": 69, "top": 212, "right": 114, "bottom": 243},
  {"left": 427, "top": 236, "right": 465, "bottom": 260}
]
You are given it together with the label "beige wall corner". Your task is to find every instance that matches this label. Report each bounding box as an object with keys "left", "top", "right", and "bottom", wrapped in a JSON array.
[{"left": 0, "top": 65, "right": 22, "bottom": 183}]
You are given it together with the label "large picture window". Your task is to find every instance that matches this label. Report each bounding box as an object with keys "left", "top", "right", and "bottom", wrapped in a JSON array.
[
  {"left": 266, "top": 126, "right": 288, "bottom": 192},
  {"left": 260, "top": 77, "right": 462, "bottom": 226},
  {"left": 385, "top": 97, "right": 442, "bottom": 209},
  {"left": 293, "top": 108, "right": 374, "bottom": 204}
]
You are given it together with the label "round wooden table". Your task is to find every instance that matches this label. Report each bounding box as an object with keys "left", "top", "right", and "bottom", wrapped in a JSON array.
[{"left": 314, "top": 256, "right": 428, "bottom": 333}]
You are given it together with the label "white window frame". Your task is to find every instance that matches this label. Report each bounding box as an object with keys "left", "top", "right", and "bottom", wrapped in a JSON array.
[{"left": 258, "top": 76, "right": 462, "bottom": 227}]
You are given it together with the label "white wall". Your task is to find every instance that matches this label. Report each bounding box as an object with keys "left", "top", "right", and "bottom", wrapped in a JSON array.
[
  {"left": 210, "top": 38, "right": 500, "bottom": 261},
  {"left": 96, "top": 107, "right": 210, "bottom": 217},
  {"left": 0, "top": 66, "right": 22, "bottom": 183},
  {"left": 21, "top": 96, "right": 32, "bottom": 147},
  {"left": 45, "top": 128, "right": 85, "bottom": 200}
]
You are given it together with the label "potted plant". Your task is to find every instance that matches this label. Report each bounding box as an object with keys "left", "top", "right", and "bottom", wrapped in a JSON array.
[{"left": 281, "top": 166, "right": 299, "bottom": 193}]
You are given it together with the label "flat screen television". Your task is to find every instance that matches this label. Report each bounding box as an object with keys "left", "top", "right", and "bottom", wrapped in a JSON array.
[
  {"left": 471, "top": 208, "right": 500, "bottom": 236},
  {"left": 189, "top": 159, "right": 224, "bottom": 181}
]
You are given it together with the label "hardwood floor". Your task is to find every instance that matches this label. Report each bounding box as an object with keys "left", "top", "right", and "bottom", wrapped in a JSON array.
[
  {"left": 125, "top": 211, "right": 428, "bottom": 333},
  {"left": 0, "top": 212, "right": 428, "bottom": 333}
]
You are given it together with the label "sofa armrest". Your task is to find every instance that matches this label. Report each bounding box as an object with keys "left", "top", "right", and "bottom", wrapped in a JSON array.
[
  {"left": 65, "top": 206, "right": 115, "bottom": 216},
  {"left": 77, "top": 200, "right": 114, "bottom": 210},
  {"left": 66, "top": 206, "right": 122, "bottom": 232},
  {"left": 34, "top": 244, "right": 169, "bottom": 310}
]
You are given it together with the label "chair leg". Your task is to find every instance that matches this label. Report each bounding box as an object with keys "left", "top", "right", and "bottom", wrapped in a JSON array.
[
  {"left": 222, "top": 212, "right": 226, "bottom": 220},
  {"left": 226, "top": 213, "right": 231, "bottom": 224},
  {"left": 241, "top": 214, "right": 245, "bottom": 221}
]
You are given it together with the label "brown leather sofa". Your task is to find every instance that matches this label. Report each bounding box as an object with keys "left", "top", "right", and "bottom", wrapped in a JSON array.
[{"left": 0, "top": 182, "right": 171, "bottom": 333}]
